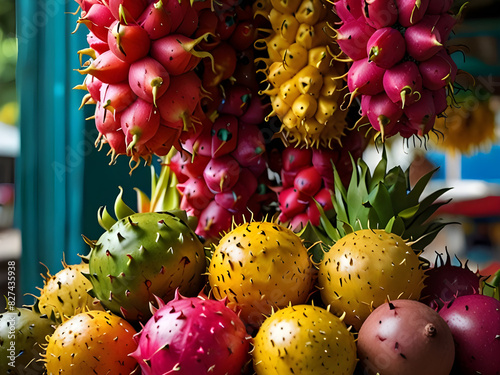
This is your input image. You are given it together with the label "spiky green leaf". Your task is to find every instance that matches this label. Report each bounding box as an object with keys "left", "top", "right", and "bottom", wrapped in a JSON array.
[
  {"left": 385, "top": 215, "right": 406, "bottom": 237},
  {"left": 114, "top": 186, "right": 136, "bottom": 220},
  {"left": 406, "top": 168, "right": 439, "bottom": 206},
  {"left": 369, "top": 147, "right": 387, "bottom": 191},
  {"left": 317, "top": 200, "right": 341, "bottom": 242},
  {"left": 299, "top": 222, "right": 331, "bottom": 263},
  {"left": 398, "top": 204, "right": 421, "bottom": 219},
  {"left": 97, "top": 206, "right": 117, "bottom": 231},
  {"left": 367, "top": 183, "right": 393, "bottom": 225}
]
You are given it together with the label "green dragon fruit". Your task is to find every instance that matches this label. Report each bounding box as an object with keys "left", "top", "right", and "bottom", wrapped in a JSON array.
[
  {"left": 82, "top": 190, "right": 206, "bottom": 321},
  {"left": 131, "top": 291, "right": 251, "bottom": 375},
  {"left": 208, "top": 220, "right": 315, "bottom": 328},
  {"left": 36, "top": 262, "right": 103, "bottom": 322},
  {"left": 44, "top": 310, "right": 138, "bottom": 374},
  {"left": 252, "top": 304, "right": 357, "bottom": 375},
  {"left": 0, "top": 306, "right": 55, "bottom": 375}
]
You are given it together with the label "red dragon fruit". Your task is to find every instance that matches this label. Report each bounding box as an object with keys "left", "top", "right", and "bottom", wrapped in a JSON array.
[
  {"left": 334, "top": 0, "right": 465, "bottom": 141},
  {"left": 131, "top": 292, "right": 251, "bottom": 375},
  {"left": 273, "top": 128, "right": 368, "bottom": 230},
  {"left": 439, "top": 294, "right": 500, "bottom": 375},
  {"left": 73, "top": 0, "right": 214, "bottom": 168},
  {"left": 420, "top": 249, "right": 485, "bottom": 311},
  {"left": 171, "top": 115, "right": 270, "bottom": 243}
]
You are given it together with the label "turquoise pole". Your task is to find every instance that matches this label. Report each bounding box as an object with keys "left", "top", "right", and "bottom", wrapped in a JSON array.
[{"left": 15, "top": 0, "right": 150, "bottom": 305}]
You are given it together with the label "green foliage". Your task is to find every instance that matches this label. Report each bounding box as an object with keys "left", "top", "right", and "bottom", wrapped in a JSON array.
[
  {"left": 0, "top": 1, "right": 17, "bottom": 111},
  {"left": 301, "top": 147, "right": 453, "bottom": 262},
  {"left": 483, "top": 269, "right": 500, "bottom": 301}
]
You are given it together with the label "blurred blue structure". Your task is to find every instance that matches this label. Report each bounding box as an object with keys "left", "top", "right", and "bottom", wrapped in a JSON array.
[
  {"left": 427, "top": 145, "right": 500, "bottom": 183},
  {"left": 15, "top": 1, "right": 150, "bottom": 304}
]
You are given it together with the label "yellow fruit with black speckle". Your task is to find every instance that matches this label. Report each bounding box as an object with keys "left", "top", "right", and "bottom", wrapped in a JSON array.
[{"left": 253, "top": 304, "right": 357, "bottom": 375}]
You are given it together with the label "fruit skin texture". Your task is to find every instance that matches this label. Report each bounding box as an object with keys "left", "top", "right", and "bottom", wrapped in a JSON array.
[
  {"left": 253, "top": 304, "right": 357, "bottom": 375},
  {"left": 44, "top": 310, "right": 138, "bottom": 375},
  {"left": 37, "top": 262, "right": 103, "bottom": 321},
  {"left": 357, "top": 299, "right": 455, "bottom": 375},
  {"left": 0, "top": 307, "right": 55, "bottom": 375},
  {"left": 420, "top": 249, "right": 483, "bottom": 310},
  {"left": 318, "top": 229, "right": 425, "bottom": 330},
  {"left": 439, "top": 294, "right": 500, "bottom": 375},
  {"left": 131, "top": 292, "right": 250, "bottom": 375},
  {"left": 209, "top": 221, "right": 315, "bottom": 328},
  {"left": 85, "top": 211, "right": 206, "bottom": 321}
]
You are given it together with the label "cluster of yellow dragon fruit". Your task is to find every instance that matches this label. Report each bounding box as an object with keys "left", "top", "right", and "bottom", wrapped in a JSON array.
[
  {"left": 335, "top": 0, "right": 463, "bottom": 140},
  {"left": 255, "top": 0, "right": 350, "bottom": 148}
]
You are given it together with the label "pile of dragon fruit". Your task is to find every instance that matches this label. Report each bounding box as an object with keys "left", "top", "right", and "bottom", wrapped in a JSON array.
[
  {"left": 3, "top": 0, "right": 500, "bottom": 375},
  {"left": 337, "top": 0, "right": 460, "bottom": 139}
]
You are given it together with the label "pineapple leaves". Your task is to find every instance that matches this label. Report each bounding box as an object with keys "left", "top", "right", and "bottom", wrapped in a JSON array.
[
  {"left": 317, "top": 199, "right": 342, "bottom": 242},
  {"left": 406, "top": 167, "right": 439, "bottom": 206},
  {"left": 299, "top": 222, "right": 333, "bottom": 263},
  {"left": 310, "top": 145, "right": 453, "bottom": 251},
  {"left": 398, "top": 204, "right": 421, "bottom": 219},
  {"left": 369, "top": 147, "right": 387, "bottom": 191},
  {"left": 385, "top": 215, "right": 406, "bottom": 236},
  {"left": 366, "top": 182, "right": 393, "bottom": 225}
]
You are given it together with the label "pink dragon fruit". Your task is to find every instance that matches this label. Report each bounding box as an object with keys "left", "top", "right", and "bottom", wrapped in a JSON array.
[
  {"left": 334, "top": 0, "right": 465, "bottom": 141},
  {"left": 171, "top": 113, "right": 270, "bottom": 243},
  {"left": 130, "top": 292, "right": 251, "bottom": 375},
  {"left": 273, "top": 128, "right": 368, "bottom": 230},
  {"left": 73, "top": 0, "right": 213, "bottom": 168}
]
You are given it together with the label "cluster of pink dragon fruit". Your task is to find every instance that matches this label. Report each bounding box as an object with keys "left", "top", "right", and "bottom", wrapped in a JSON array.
[
  {"left": 75, "top": 0, "right": 211, "bottom": 166},
  {"left": 74, "top": 0, "right": 276, "bottom": 240},
  {"left": 272, "top": 128, "right": 368, "bottom": 230},
  {"left": 170, "top": 113, "right": 271, "bottom": 242},
  {"left": 335, "top": 0, "right": 461, "bottom": 139},
  {"left": 75, "top": 0, "right": 265, "bottom": 169}
]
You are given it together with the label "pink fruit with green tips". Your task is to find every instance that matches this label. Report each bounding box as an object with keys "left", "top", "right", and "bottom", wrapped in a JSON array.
[{"left": 131, "top": 292, "right": 250, "bottom": 375}]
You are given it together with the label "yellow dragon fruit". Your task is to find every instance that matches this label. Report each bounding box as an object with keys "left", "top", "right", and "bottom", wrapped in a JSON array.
[{"left": 254, "top": 0, "right": 349, "bottom": 148}]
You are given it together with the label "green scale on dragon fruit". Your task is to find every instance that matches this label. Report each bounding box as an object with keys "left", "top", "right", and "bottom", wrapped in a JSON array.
[
  {"left": 131, "top": 291, "right": 251, "bottom": 375},
  {"left": 82, "top": 204, "right": 207, "bottom": 322},
  {"left": 334, "top": 0, "right": 464, "bottom": 140}
]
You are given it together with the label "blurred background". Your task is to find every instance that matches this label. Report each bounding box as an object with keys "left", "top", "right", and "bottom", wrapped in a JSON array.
[{"left": 1, "top": 0, "right": 499, "bottom": 309}]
